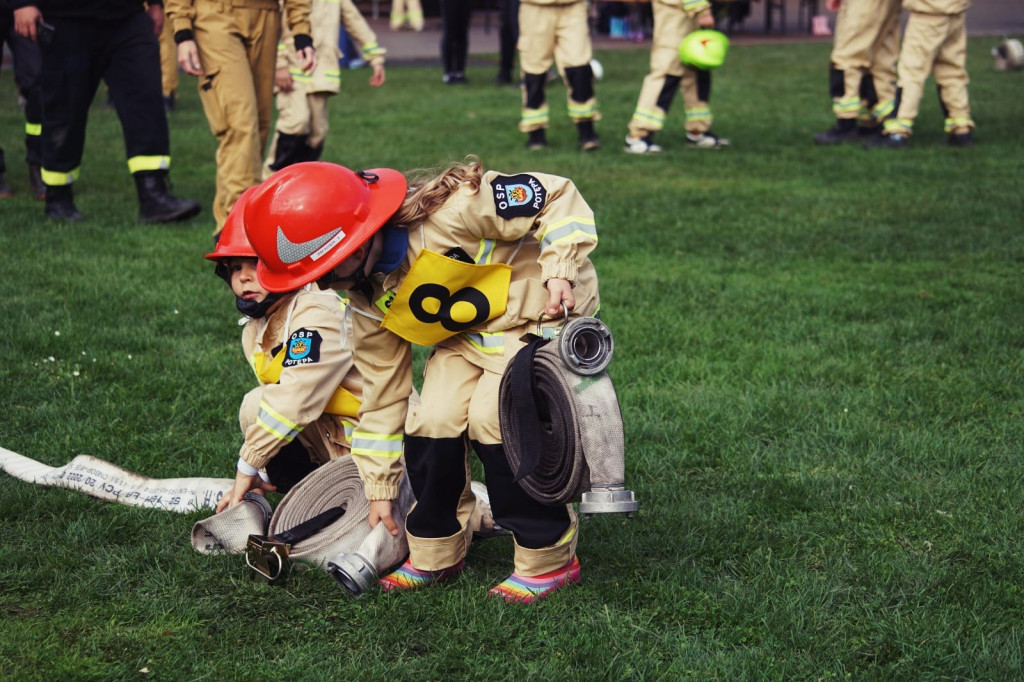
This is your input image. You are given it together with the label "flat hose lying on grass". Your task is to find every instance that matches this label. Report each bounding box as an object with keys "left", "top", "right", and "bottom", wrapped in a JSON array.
[
  {"left": 499, "top": 317, "right": 638, "bottom": 515},
  {"left": 0, "top": 445, "right": 231, "bottom": 512}
]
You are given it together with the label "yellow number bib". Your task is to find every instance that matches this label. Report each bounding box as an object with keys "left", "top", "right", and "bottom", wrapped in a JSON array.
[{"left": 381, "top": 249, "right": 512, "bottom": 345}]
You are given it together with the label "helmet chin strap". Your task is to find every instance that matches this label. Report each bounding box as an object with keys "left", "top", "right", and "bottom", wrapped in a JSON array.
[
  {"left": 236, "top": 292, "right": 283, "bottom": 319},
  {"left": 318, "top": 244, "right": 375, "bottom": 300}
]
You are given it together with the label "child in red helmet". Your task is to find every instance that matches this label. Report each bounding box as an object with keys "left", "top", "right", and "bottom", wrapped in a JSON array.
[
  {"left": 242, "top": 157, "right": 601, "bottom": 603},
  {"left": 204, "top": 187, "right": 364, "bottom": 512}
]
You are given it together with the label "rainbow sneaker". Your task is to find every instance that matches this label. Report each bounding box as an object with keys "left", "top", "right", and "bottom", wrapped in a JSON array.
[
  {"left": 378, "top": 559, "right": 464, "bottom": 592},
  {"left": 488, "top": 556, "right": 581, "bottom": 603}
]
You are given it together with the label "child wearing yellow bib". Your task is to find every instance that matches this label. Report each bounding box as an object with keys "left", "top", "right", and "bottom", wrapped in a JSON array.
[
  {"left": 242, "top": 157, "right": 601, "bottom": 603},
  {"left": 204, "top": 188, "right": 363, "bottom": 513}
]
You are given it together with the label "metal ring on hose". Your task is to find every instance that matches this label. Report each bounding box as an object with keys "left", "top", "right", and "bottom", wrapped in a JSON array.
[
  {"left": 536, "top": 301, "right": 569, "bottom": 336},
  {"left": 558, "top": 317, "right": 614, "bottom": 376}
]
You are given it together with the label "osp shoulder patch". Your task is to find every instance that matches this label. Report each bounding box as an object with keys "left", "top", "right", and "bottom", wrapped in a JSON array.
[
  {"left": 282, "top": 328, "right": 322, "bottom": 368},
  {"left": 491, "top": 174, "right": 546, "bottom": 220}
]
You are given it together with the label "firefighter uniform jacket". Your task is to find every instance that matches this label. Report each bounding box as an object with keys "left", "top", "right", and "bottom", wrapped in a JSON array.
[
  {"left": 237, "top": 286, "right": 362, "bottom": 472},
  {"left": 277, "top": 0, "right": 385, "bottom": 96},
  {"left": 344, "top": 171, "right": 600, "bottom": 502}
]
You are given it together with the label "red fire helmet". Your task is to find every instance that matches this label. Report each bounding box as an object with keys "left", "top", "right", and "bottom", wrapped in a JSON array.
[
  {"left": 205, "top": 185, "right": 259, "bottom": 262},
  {"left": 244, "top": 162, "right": 408, "bottom": 292}
]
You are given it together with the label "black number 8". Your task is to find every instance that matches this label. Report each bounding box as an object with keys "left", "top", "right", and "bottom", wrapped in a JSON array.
[{"left": 408, "top": 284, "right": 490, "bottom": 332}]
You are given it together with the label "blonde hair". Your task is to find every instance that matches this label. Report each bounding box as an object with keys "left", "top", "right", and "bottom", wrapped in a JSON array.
[{"left": 389, "top": 156, "right": 483, "bottom": 230}]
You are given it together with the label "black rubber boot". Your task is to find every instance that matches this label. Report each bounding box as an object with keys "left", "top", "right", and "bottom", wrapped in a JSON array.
[
  {"left": 28, "top": 163, "right": 45, "bottom": 201},
  {"left": 134, "top": 170, "right": 201, "bottom": 223},
  {"left": 862, "top": 131, "right": 909, "bottom": 149},
  {"left": 813, "top": 118, "right": 858, "bottom": 145},
  {"left": 268, "top": 133, "right": 310, "bottom": 172},
  {"left": 526, "top": 128, "right": 547, "bottom": 150},
  {"left": 44, "top": 184, "right": 84, "bottom": 221},
  {"left": 304, "top": 142, "right": 324, "bottom": 162},
  {"left": 947, "top": 130, "right": 974, "bottom": 147},
  {"left": 576, "top": 119, "right": 600, "bottom": 151}
]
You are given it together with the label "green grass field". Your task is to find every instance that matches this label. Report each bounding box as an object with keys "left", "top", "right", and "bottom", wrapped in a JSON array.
[{"left": 2, "top": 36, "right": 1023, "bottom": 680}]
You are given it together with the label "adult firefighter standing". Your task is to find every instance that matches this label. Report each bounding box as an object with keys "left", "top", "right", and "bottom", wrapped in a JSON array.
[
  {"left": 813, "top": 0, "right": 903, "bottom": 145},
  {"left": 11, "top": 0, "right": 200, "bottom": 222},
  {"left": 165, "top": 0, "right": 315, "bottom": 235}
]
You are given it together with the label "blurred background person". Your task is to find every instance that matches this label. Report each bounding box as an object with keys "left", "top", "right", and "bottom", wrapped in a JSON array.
[
  {"left": 1, "top": 2, "right": 44, "bottom": 199},
  {"left": 166, "top": 0, "right": 315, "bottom": 236},
  {"left": 813, "top": 0, "right": 903, "bottom": 145},
  {"left": 440, "top": 0, "right": 471, "bottom": 83},
  {"left": 12, "top": 0, "right": 200, "bottom": 222},
  {"left": 264, "top": 0, "right": 386, "bottom": 173}
]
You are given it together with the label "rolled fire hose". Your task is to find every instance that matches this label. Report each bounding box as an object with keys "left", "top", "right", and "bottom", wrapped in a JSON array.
[
  {"left": 193, "top": 456, "right": 414, "bottom": 595},
  {"left": 498, "top": 317, "right": 639, "bottom": 516}
]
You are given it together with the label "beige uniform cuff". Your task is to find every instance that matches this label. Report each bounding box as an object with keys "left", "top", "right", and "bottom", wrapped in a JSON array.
[
  {"left": 238, "top": 444, "right": 273, "bottom": 471},
  {"left": 513, "top": 508, "right": 578, "bottom": 575},
  {"left": 406, "top": 527, "right": 468, "bottom": 571},
  {"left": 541, "top": 260, "right": 579, "bottom": 283},
  {"left": 364, "top": 482, "right": 399, "bottom": 501}
]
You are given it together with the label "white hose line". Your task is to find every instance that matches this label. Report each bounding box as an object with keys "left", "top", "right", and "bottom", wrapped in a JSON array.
[{"left": 0, "top": 445, "right": 232, "bottom": 513}]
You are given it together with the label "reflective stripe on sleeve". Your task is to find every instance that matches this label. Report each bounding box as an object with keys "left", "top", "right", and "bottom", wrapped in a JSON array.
[
  {"left": 351, "top": 431, "right": 403, "bottom": 458},
  {"left": 474, "top": 239, "right": 496, "bottom": 264},
  {"left": 362, "top": 42, "right": 384, "bottom": 59},
  {"left": 257, "top": 402, "right": 302, "bottom": 442},
  {"left": 537, "top": 216, "right": 597, "bottom": 250}
]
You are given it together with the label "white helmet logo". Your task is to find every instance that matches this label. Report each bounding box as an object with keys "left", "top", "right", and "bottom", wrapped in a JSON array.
[{"left": 276, "top": 226, "right": 346, "bottom": 263}]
